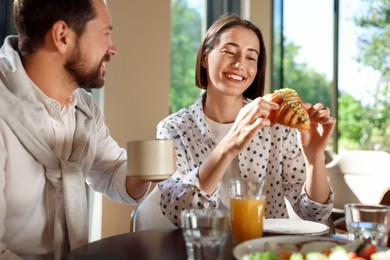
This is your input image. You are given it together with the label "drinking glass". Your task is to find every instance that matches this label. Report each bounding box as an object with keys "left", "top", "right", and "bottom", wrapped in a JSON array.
[
  {"left": 344, "top": 203, "right": 390, "bottom": 247},
  {"left": 229, "top": 178, "right": 266, "bottom": 244},
  {"left": 181, "top": 209, "right": 229, "bottom": 260}
]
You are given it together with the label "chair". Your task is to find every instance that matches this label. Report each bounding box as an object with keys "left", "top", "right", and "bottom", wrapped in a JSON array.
[
  {"left": 324, "top": 149, "right": 337, "bottom": 164},
  {"left": 325, "top": 150, "right": 390, "bottom": 212},
  {"left": 130, "top": 185, "right": 177, "bottom": 232},
  {"left": 325, "top": 150, "right": 390, "bottom": 236},
  {"left": 379, "top": 187, "right": 390, "bottom": 206}
]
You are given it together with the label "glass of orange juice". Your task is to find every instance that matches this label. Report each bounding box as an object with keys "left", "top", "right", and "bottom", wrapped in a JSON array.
[{"left": 229, "top": 178, "right": 266, "bottom": 244}]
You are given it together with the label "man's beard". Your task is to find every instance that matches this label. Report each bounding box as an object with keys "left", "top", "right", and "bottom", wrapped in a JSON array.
[{"left": 64, "top": 45, "right": 110, "bottom": 89}]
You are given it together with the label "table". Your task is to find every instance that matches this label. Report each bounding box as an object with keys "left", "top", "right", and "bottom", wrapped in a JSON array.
[
  {"left": 65, "top": 229, "right": 345, "bottom": 260},
  {"left": 65, "top": 228, "right": 236, "bottom": 260}
]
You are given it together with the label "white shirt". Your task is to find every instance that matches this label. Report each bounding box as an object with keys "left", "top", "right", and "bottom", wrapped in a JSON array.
[
  {"left": 0, "top": 85, "right": 137, "bottom": 258},
  {"left": 204, "top": 114, "right": 240, "bottom": 211}
]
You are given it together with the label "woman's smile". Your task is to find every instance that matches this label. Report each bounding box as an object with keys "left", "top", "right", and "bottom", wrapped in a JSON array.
[{"left": 224, "top": 73, "right": 246, "bottom": 82}]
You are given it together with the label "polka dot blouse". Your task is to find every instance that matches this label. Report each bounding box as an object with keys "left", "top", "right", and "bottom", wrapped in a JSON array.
[{"left": 157, "top": 96, "right": 333, "bottom": 227}]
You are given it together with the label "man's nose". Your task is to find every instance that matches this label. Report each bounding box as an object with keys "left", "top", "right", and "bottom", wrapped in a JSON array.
[{"left": 108, "top": 42, "right": 118, "bottom": 56}]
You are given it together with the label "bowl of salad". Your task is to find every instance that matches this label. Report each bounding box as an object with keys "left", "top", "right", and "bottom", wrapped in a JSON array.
[{"left": 233, "top": 235, "right": 389, "bottom": 260}]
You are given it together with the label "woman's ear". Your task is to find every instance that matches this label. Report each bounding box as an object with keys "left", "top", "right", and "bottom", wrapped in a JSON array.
[
  {"left": 201, "top": 52, "right": 208, "bottom": 69},
  {"left": 50, "top": 20, "right": 74, "bottom": 54}
]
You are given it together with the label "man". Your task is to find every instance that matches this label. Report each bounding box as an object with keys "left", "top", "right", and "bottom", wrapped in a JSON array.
[{"left": 0, "top": 0, "right": 151, "bottom": 259}]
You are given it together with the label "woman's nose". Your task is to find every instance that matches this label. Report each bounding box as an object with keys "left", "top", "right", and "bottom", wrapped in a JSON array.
[
  {"left": 232, "top": 54, "right": 246, "bottom": 68},
  {"left": 232, "top": 60, "right": 241, "bottom": 68}
]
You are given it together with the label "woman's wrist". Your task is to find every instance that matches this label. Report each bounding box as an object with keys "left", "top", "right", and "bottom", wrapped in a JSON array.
[{"left": 303, "top": 151, "right": 326, "bottom": 166}]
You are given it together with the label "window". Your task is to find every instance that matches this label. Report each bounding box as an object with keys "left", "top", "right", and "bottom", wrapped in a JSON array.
[
  {"left": 0, "top": 0, "right": 17, "bottom": 44},
  {"left": 275, "top": 0, "right": 390, "bottom": 153},
  {"left": 170, "top": 0, "right": 241, "bottom": 113},
  {"left": 338, "top": 0, "right": 389, "bottom": 152},
  {"left": 170, "top": 0, "right": 205, "bottom": 113},
  {"left": 283, "top": 0, "right": 333, "bottom": 108}
]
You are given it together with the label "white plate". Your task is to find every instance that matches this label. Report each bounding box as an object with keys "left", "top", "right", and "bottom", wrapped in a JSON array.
[
  {"left": 264, "top": 219, "right": 329, "bottom": 235},
  {"left": 233, "top": 235, "right": 345, "bottom": 260}
]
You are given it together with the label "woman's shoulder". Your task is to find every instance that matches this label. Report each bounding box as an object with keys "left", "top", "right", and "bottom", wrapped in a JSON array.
[
  {"left": 159, "top": 106, "right": 193, "bottom": 125},
  {"left": 158, "top": 98, "right": 203, "bottom": 127}
]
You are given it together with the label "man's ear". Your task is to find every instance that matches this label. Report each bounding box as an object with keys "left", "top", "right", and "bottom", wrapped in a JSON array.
[
  {"left": 201, "top": 52, "right": 208, "bottom": 69},
  {"left": 50, "top": 20, "right": 74, "bottom": 54}
]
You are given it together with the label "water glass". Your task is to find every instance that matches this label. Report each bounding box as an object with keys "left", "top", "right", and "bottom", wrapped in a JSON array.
[
  {"left": 181, "top": 209, "right": 229, "bottom": 260},
  {"left": 344, "top": 203, "right": 390, "bottom": 247},
  {"left": 229, "top": 178, "right": 267, "bottom": 244}
]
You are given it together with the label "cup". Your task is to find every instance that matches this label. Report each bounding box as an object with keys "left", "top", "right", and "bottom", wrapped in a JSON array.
[
  {"left": 344, "top": 203, "right": 390, "bottom": 247},
  {"left": 127, "top": 139, "right": 174, "bottom": 180},
  {"left": 181, "top": 209, "right": 229, "bottom": 260},
  {"left": 229, "top": 178, "right": 266, "bottom": 244}
]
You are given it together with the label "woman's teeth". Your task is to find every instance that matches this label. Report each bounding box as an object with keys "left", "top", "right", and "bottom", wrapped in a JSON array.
[{"left": 226, "top": 74, "right": 243, "bottom": 81}]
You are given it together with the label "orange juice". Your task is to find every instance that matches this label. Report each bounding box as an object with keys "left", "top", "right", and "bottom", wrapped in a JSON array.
[{"left": 230, "top": 197, "right": 265, "bottom": 244}]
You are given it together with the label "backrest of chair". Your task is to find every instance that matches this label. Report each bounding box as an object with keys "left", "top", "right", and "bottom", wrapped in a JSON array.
[
  {"left": 131, "top": 186, "right": 177, "bottom": 232},
  {"left": 324, "top": 150, "right": 337, "bottom": 164},
  {"left": 379, "top": 188, "right": 390, "bottom": 206},
  {"left": 327, "top": 150, "right": 390, "bottom": 176},
  {"left": 326, "top": 150, "right": 390, "bottom": 210}
]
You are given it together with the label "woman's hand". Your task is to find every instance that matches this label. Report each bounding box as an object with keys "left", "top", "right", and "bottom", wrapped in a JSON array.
[
  {"left": 198, "top": 97, "right": 279, "bottom": 194},
  {"left": 297, "top": 103, "right": 335, "bottom": 203},
  {"left": 297, "top": 103, "right": 336, "bottom": 160},
  {"left": 224, "top": 97, "right": 279, "bottom": 154}
]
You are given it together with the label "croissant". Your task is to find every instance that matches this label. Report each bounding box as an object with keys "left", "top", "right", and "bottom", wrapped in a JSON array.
[{"left": 264, "top": 88, "right": 310, "bottom": 130}]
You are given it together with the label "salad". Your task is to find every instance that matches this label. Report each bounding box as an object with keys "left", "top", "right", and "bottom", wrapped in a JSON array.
[{"left": 242, "top": 240, "right": 390, "bottom": 260}]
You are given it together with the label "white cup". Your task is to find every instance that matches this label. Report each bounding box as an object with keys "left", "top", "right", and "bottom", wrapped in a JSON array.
[
  {"left": 127, "top": 139, "right": 174, "bottom": 180},
  {"left": 344, "top": 203, "right": 390, "bottom": 247}
]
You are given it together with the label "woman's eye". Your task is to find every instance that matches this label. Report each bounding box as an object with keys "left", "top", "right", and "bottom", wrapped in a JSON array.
[
  {"left": 246, "top": 55, "right": 257, "bottom": 62},
  {"left": 223, "top": 50, "right": 235, "bottom": 55}
]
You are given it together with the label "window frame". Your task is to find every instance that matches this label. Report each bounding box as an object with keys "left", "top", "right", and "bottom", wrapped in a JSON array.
[
  {"left": 206, "top": 0, "right": 241, "bottom": 27},
  {"left": 273, "top": 0, "right": 340, "bottom": 153},
  {"left": 0, "top": 0, "right": 16, "bottom": 44},
  {"left": 0, "top": 0, "right": 7, "bottom": 44}
]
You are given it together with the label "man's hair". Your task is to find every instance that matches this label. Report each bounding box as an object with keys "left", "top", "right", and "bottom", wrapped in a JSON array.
[
  {"left": 195, "top": 13, "right": 267, "bottom": 99},
  {"left": 13, "top": 0, "right": 97, "bottom": 56}
]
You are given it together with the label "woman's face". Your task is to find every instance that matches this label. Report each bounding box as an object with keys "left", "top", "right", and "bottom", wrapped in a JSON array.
[{"left": 203, "top": 25, "right": 260, "bottom": 98}]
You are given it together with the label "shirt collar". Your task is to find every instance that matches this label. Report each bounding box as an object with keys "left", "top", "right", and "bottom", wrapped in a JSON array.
[
  {"left": 191, "top": 93, "right": 252, "bottom": 144},
  {"left": 31, "top": 83, "right": 77, "bottom": 117}
]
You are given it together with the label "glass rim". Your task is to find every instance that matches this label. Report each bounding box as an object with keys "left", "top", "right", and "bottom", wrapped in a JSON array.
[
  {"left": 344, "top": 203, "right": 390, "bottom": 212},
  {"left": 180, "top": 208, "right": 229, "bottom": 217}
]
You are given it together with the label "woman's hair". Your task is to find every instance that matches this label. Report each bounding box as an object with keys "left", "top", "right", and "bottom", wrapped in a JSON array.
[
  {"left": 13, "top": 0, "right": 97, "bottom": 56},
  {"left": 195, "top": 13, "right": 267, "bottom": 99}
]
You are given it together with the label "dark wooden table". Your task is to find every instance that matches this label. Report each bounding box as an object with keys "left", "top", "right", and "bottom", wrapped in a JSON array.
[
  {"left": 65, "top": 228, "right": 236, "bottom": 260},
  {"left": 65, "top": 228, "right": 346, "bottom": 260}
]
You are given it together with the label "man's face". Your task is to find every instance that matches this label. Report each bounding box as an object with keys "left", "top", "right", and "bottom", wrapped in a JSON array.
[
  {"left": 64, "top": 0, "right": 117, "bottom": 89},
  {"left": 65, "top": 42, "right": 110, "bottom": 89}
]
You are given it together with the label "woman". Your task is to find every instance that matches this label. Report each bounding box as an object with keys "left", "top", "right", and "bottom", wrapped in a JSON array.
[{"left": 157, "top": 14, "right": 336, "bottom": 227}]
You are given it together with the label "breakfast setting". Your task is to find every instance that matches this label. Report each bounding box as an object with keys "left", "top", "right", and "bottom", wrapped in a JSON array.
[{"left": 2, "top": 1, "right": 389, "bottom": 260}]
